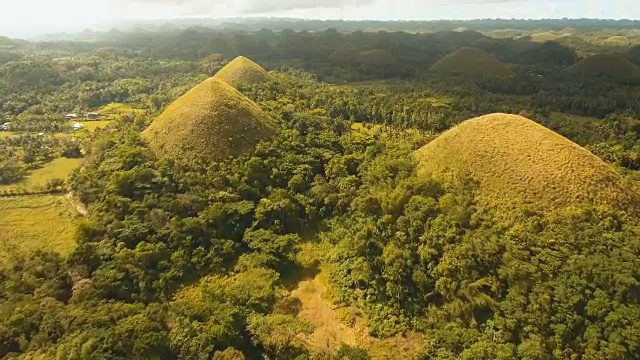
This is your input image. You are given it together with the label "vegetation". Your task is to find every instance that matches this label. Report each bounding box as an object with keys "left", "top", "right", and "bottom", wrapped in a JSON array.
[
  {"left": 429, "top": 47, "right": 514, "bottom": 78},
  {"left": 0, "top": 19, "right": 640, "bottom": 360},
  {"left": 142, "top": 77, "right": 277, "bottom": 163}
]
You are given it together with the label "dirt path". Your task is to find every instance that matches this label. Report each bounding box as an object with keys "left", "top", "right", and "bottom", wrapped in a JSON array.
[
  {"left": 64, "top": 192, "right": 88, "bottom": 216},
  {"left": 290, "top": 273, "right": 425, "bottom": 359}
]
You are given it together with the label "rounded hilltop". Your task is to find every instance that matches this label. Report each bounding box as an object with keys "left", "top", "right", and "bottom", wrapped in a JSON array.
[
  {"left": 329, "top": 45, "right": 362, "bottom": 64},
  {"left": 429, "top": 47, "right": 514, "bottom": 78},
  {"left": 213, "top": 56, "right": 271, "bottom": 88},
  {"left": 529, "top": 32, "right": 559, "bottom": 43},
  {"left": 604, "top": 35, "right": 630, "bottom": 46},
  {"left": 415, "top": 113, "right": 640, "bottom": 217},
  {"left": 358, "top": 49, "right": 398, "bottom": 65},
  {"left": 142, "top": 77, "right": 277, "bottom": 163},
  {"left": 564, "top": 54, "right": 640, "bottom": 79}
]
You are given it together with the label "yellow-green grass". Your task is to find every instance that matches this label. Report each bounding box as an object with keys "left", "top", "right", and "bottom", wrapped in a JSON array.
[
  {"left": 0, "top": 131, "right": 17, "bottom": 139},
  {"left": 97, "top": 102, "right": 145, "bottom": 120},
  {"left": 0, "top": 157, "right": 83, "bottom": 194},
  {"left": 213, "top": 56, "right": 271, "bottom": 88},
  {"left": 358, "top": 49, "right": 398, "bottom": 65},
  {"left": 0, "top": 195, "right": 77, "bottom": 263},
  {"left": 71, "top": 120, "right": 113, "bottom": 132},
  {"left": 429, "top": 47, "right": 514, "bottom": 78},
  {"left": 142, "top": 77, "right": 278, "bottom": 163},
  {"left": 529, "top": 32, "right": 559, "bottom": 43},
  {"left": 415, "top": 113, "right": 640, "bottom": 217},
  {"left": 565, "top": 54, "right": 640, "bottom": 78}
]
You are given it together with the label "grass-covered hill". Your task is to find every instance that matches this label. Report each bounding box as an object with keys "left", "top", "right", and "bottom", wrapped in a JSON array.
[
  {"left": 604, "top": 35, "right": 630, "bottom": 46},
  {"left": 358, "top": 49, "right": 398, "bottom": 65},
  {"left": 429, "top": 47, "right": 514, "bottom": 78},
  {"left": 415, "top": 113, "right": 640, "bottom": 217},
  {"left": 142, "top": 77, "right": 277, "bottom": 163},
  {"left": 213, "top": 56, "right": 271, "bottom": 88},
  {"left": 529, "top": 31, "right": 559, "bottom": 43},
  {"left": 517, "top": 40, "right": 579, "bottom": 67},
  {"left": 328, "top": 45, "right": 363, "bottom": 64},
  {"left": 565, "top": 54, "right": 640, "bottom": 78},
  {"left": 624, "top": 44, "right": 640, "bottom": 65}
]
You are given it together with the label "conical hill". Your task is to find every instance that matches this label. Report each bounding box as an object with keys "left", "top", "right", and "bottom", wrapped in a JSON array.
[
  {"left": 415, "top": 113, "right": 640, "bottom": 216},
  {"left": 565, "top": 54, "right": 640, "bottom": 79},
  {"left": 429, "top": 47, "right": 514, "bottom": 78},
  {"left": 142, "top": 78, "right": 277, "bottom": 163},
  {"left": 213, "top": 56, "right": 271, "bottom": 88}
]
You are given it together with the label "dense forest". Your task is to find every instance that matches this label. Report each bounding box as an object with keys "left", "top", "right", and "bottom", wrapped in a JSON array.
[{"left": 0, "top": 19, "right": 640, "bottom": 359}]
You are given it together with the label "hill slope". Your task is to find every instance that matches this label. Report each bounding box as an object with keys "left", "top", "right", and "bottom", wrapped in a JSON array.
[
  {"left": 415, "top": 113, "right": 640, "bottom": 216},
  {"left": 213, "top": 56, "right": 271, "bottom": 88},
  {"left": 624, "top": 44, "right": 640, "bottom": 65},
  {"left": 565, "top": 54, "right": 640, "bottom": 78},
  {"left": 142, "top": 77, "right": 277, "bottom": 163},
  {"left": 358, "top": 49, "right": 398, "bottom": 65},
  {"left": 429, "top": 47, "right": 513, "bottom": 78},
  {"left": 529, "top": 32, "right": 559, "bottom": 43}
]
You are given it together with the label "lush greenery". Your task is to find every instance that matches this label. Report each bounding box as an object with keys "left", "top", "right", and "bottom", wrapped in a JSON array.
[{"left": 1, "top": 20, "right": 640, "bottom": 359}]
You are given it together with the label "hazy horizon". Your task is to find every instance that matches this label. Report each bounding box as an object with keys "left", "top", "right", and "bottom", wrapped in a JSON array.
[{"left": 2, "top": 0, "right": 640, "bottom": 38}]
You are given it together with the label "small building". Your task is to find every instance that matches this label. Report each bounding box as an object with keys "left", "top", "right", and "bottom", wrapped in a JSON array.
[
  {"left": 87, "top": 112, "right": 100, "bottom": 120},
  {"left": 72, "top": 123, "right": 84, "bottom": 131},
  {"left": 0, "top": 122, "right": 9, "bottom": 131},
  {"left": 65, "top": 113, "right": 78, "bottom": 119}
]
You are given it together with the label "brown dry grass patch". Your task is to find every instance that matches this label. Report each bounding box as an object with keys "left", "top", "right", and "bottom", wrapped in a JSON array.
[{"left": 290, "top": 271, "right": 425, "bottom": 360}]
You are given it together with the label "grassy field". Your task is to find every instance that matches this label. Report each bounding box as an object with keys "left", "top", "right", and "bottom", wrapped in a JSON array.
[
  {"left": 72, "top": 120, "right": 113, "bottom": 132},
  {"left": 415, "top": 113, "right": 640, "bottom": 217},
  {"left": 0, "top": 131, "right": 17, "bottom": 139},
  {"left": 97, "top": 102, "right": 145, "bottom": 120},
  {"left": 0, "top": 195, "right": 77, "bottom": 263},
  {"left": 0, "top": 157, "right": 83, "bottom": 193},
  {"left": 143, "top": 77, "right": 277, "bottom": 163}
]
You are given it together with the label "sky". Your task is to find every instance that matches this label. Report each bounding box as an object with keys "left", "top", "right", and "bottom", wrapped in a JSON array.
[{"left": 1, "top": 0, "right": 639, "bottom": 37}]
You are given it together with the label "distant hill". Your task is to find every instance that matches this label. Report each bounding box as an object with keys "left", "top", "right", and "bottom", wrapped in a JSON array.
[
  {"left": 529, "top": 32, "right": 559, "bottom": 43},
  {"left": 198, "top": 37, "right": 240, "bottom": 59},
  {"left": 429, "top": 47, "right": 514, "bottom": 78},
  {"left": 604, "top": 35, "right": 630, "bottom": 46},
  {"left": 142, "top": 78, "right": 277, "bottom": 163},
  {"left": 415, "top": 113, "right": 640, "bottom": 217},
  {"left": 565, "top": 54, "right": 640, "bottom": 79},
  {"left": 213, "top": 56, "right": 271, "bottom": 88},
  {"left": 518, "top": 41, "right": 579, "bottom": 67},
  {"left": 358, "top": 49, "right": 398, "bottom": 65},
  {"left": 329, "top": 45, "right": 362, "bottom": 64}
]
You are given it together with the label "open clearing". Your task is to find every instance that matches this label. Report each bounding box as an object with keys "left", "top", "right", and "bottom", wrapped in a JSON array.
[
  {"left": 0, "top": 157, "right": 83, "bottom": 194},
  {"left": 72, "top": 120, "right": 113, "bottom": 132},
  {"left": 290, "top": 272, "right": 425, "bottom": 360},
  {"left": 0, "top": 195, "right": 77, "bottom": 263}
]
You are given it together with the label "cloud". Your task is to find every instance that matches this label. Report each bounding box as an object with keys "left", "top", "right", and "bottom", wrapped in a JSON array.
[{"left": 237, "top": 0, "right": 375, "bottom": 13}]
